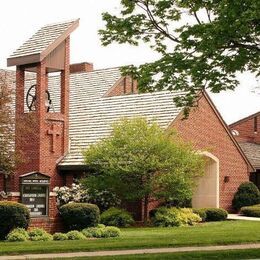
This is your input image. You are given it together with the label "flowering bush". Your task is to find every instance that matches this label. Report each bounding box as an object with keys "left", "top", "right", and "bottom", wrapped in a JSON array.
[{"left": 53, "top": 183, "right": 121, "bottom": 211}]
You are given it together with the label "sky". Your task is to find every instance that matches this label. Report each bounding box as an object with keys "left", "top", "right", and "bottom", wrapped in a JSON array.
[{"left": 0, "top": 0, "right": 259, "bottom": 124}]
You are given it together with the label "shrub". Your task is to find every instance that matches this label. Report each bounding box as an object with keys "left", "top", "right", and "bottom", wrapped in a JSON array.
[
  {"left": 192, "top": 209, "right": 207, "bottom": 222},
  {"left": 240, "top": 204, "right": 260, "bottom": 217},
  {"left": 28, "top": 228, "right": 53, "bottom": 241},
  {"left": 82, "top": 227, "right": 103, "bottom": 238},
  {"left": 6, "top": 232, "right": 27, "bottom": 242},
  {"left": 232, "top": 182, "right": 260, "bottom": 210},
  {"left": 6, "top": 228, "right": 29, "bottom": 242},
  {"left": 53, "top": 232, "right": 68, "bottom": 241},
  {"left": 67, "top": 230, "right": 85, "bottom": 240},
  {"left": 60, "top": 203, "right": 100, "bottom": 231},
  {"left": 151, "top": 207, "right": 201, "bottom": 227},
  {"left": 201, "top": 208, "right": 228, "bottom": 221},
  {"left": 82, "top": 225, "right": 121, "bottom": 238},
  {"left": 104, "top": 226, "right": 121, "bottom": 237},
  {"left": 100, "top": 208, "right": 134, "bottom": 227},
  {"left": 0, "top": 201, "right": 30, "bottom": 240}
]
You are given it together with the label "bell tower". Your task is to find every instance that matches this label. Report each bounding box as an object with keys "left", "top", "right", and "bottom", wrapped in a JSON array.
[{"left": 7, "top": 19, "right": 79, "bottom": 228}]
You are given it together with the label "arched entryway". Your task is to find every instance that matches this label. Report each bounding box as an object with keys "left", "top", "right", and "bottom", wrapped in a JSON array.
[{"left": 192, "top": 151, "right": 219, "bottom": 208}]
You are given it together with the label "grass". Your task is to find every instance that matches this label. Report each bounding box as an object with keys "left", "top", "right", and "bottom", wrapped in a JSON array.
[
  {"left": 66, "top": 249, "right": 260, "bottom": 259},
  {"left": 0, "top": 221, "right": 260, "bottom": 256}
]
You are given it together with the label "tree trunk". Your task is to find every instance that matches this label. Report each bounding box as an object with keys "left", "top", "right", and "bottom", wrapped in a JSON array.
[{"left": 143, "top": 195, "right": 149, "bottom": 224}]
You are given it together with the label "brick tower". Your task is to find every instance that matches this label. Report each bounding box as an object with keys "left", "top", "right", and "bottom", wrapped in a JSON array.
[{"left": 7, "top": 19, "right": 79, "bottom": 232}]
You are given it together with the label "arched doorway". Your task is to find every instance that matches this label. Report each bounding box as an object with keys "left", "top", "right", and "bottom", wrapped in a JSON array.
[{"left": 192, "top": 151, "right": 219, "bottom": 208}]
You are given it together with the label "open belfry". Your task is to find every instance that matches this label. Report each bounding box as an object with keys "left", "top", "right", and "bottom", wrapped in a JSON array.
[{"left": 6, "top": 19, "right": 79, "bottom": 231}]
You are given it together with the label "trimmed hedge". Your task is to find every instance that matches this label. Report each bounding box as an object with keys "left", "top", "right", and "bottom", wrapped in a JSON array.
[
  {"left": 60, "top": 203, "right": 100, "bottom": 231},
  {"left": 100, "top": 207, "right": 134, "bottom": 227},
  {"left": 28, "top": 228, "right": 52, "bottom": 241},
  {"left": 232, "top": 182, "right": 260, "bottom": 210},
  {"left": 240, "top": 204, "right": 260, "bottom": 217},
  {"left": 197, "top": 208, "right": 228, "bottom": 222},
  {"left": 192, "top": 209, "right": 207, "bottom": 222},
  {"left": 0, "top": 201, "right": 30, "bottom": 240}
]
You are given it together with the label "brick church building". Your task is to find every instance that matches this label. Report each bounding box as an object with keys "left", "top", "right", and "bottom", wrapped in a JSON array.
[{"left": 0, "top": 19, "right": 254, "bottom": 232}]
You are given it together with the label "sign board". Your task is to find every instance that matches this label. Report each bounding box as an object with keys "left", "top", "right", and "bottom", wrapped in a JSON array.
[{"left": 20, "top": 172, "right": 50, "bottom": 217}]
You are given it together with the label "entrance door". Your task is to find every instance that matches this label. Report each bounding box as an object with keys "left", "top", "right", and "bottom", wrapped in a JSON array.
[{"left": 192, "top": 152, "right": 219, "bottom": 208}]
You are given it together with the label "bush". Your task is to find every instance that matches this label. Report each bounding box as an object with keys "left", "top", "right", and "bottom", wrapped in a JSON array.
[
  {"left": 151, "top": 207, "right": 201, "bottom": 227},
  {"left": 0, "top": 201, "right": 30, "bottom": 240},
  {"left": 82, "top": 227, "right": 103, "bottom": 238},
  {"left": 192, "top": 209, "right": 207, "bottom": 222},
  {"left": 6, "top": 228, "right": 29, "bottom": 242},
  {"left": 240, "top": 204, "right": 260, "bottom": 217},
  {"left": 82, "top": 225, "right": 121, "bottom": 238},
  {"left": 53, "top": 232, "right": 68, "bottom": 241},
  {"left": 104, "top": 226, "right": 121, "bottom": 237},
  {"left": 67, "top": 230, "right": 85, "bottom": 240},
  {"left": 60, "top": 203, "right": 100, "bottom": 231},
  {"left": 232, "top": 182, "right": 260, "bottom": 211},
  {"left": 28, "top": 228, "right": 52, "bottom": 241},
  {"left": 201, "top": 208, "right": 228, "bottom": 221},
  {"left": 100, "top": 208, "right": 134, "bottom": 227}
]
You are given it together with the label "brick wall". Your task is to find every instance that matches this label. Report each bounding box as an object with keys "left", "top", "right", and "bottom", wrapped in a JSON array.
[
  {"left": 105, "top": 76, "right": 138, "bottom": 97},
  {"left": 169, "top": 93, "right": 250, "bottom": 211},
  {"left": 230, "top": 113, "right": 260, "bottom": 144},
  {"left": 70, "top": 62, "right": 93, "bottom": 74}
]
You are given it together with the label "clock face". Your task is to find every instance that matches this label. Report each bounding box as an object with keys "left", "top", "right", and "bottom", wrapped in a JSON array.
[{"left": 26, "top": 85, "right": 52, "bottom": 112}]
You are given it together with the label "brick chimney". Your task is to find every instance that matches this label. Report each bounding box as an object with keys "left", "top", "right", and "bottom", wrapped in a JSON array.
[{"left": 70, "top": 62, "right": 93, "bottom": 73}]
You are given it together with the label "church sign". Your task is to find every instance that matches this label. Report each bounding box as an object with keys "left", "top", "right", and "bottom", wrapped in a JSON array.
[{"left": 20, "top": 172, "right": 50, "bottom": 217}]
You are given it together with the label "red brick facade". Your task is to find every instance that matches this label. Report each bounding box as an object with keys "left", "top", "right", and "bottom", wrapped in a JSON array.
[
  {"left": 229, "top": 112, "right": 260, "bottom": 144},
  {"left": 105, "top": 75, "right": 138, "bottom": 97},
  {"left": 170, "top": 93, "right": 251, "bottom": 211}
]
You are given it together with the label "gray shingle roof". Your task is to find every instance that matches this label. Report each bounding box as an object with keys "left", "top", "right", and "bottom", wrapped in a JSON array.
[
  {"left": 238, "top": 142, "right": 260, "bottom": 169},
  {"left": 9, "top": 19, "right": 78, "bottom": 58},
  {"left": 2, "top": 67, "right": 184, "bottom": 167},
  {"left": 56, "top": 67, "right": 183, "bottom": 166}
]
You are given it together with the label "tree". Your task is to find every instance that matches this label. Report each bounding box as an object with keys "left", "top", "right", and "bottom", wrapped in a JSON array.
[
  {"left": 0, "top": 71, "right": 15, "bottom": 190},
  {"left": 100, "top": 0, "right": 259, "bottom": 114},
  {"left": 83, "top": 118, "right": 204, "bottom": 222}
]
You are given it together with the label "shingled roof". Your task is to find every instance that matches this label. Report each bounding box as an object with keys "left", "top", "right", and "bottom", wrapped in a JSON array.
[
  {"left": 238, "top": 142, "right": 260, "bottom": 169},
  {"left": 7, "top": 19, "right": 79, "bottom": 66},
  {"left": 24, "top": 67, "right": 183, "bottom": 168}
]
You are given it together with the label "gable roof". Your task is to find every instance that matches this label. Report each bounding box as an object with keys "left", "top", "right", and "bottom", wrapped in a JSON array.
[
  {"left": 7, "top": 19, "right": 79, "bottom": 67},
  {"left": 238, "top": 142, "right": 260, "bottom": 170},
  {"left": 229, "top": 111, "right": 260, "bottom": 128}
]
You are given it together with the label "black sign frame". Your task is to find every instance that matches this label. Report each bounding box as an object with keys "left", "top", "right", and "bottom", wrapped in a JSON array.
[{"left": 20, "top": 172, "right": 50, "bottom": 218}]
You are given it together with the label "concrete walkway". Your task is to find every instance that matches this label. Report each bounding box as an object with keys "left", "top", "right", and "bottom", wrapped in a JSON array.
[
  {"left": 1, "top": 243, "right": 260, "bottom": 259},
  {"left": 228, "top": 214, "right": 260, "bottom": 221}
]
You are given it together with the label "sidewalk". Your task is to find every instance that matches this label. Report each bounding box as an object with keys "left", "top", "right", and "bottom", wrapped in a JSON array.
[
  {"left": 0, "top": 243, "right": 260, "bottom": 259},
  {"left": 228, "top": 214, "right": 260, "bottom": 221}
]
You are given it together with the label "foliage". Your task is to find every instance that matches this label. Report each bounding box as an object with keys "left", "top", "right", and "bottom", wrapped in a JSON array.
[
  {"left": 99, "top": 0, "right": 260, "bottom": 115},
  {"left": 199, "top": 208, "right": 228, "bottom": 222},
  {"left": 0, "top": 201, "right": 30, "bottom": 240},
  {"left": 240, "top": 204, "right": 260, "bottom": 217},
  {"left": 192, "top": 209, "right": 207, "bottom": 222},
  {"left": 232, "top": 182, "right": 260, "bottom": 211},
  {"left": 66, "top": 230, "right": 86, "bottom": 240},
  {"left": 54, "top": 183, "right": 120, "bottom": 211},
  {"left": 53, "top": 183, "right": 90, "bottom": 206},
  {"left": 82, "top": 225, "right": 121, "bottom": 238},
  {"left": 151, "top": 207, "right": 201, "bottom": 227},
  {"left": 59, "top": 203, "right": 100, "bottom": 231},
  {"left": 6, "top": 228, "right": 29, "bottom": 242},
  {"left": 53, "top": 232, "right": 68, "bottom": 241},
  {"left": 100, "top": 207, "right": 134, "bottom": 227},
  {"left": 83, "top": 118, "right": 204, "bottom": 222},
  {"left": 28, "top": 228, "right": 53, "bottom": 241}
]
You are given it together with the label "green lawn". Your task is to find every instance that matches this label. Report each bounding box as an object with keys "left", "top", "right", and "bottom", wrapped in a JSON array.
[
  {"left": 69, "top": 249, "right": 260, "bottom": 259},
  {"left": 0, "top": 221, "right": 260, "bottom": 256}
]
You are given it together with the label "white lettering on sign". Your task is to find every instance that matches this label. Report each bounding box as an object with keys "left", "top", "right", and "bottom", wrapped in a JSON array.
[
  {"left": 30, "top": 212, "right": 42, "bottom": 216},
  {"left": 29, "top": 198, "right": 35, "bottom": 202},
  {"left": 26, "top": 205, "right": 34, "bottom": 209},
  {"left": 37, "top": 194, "right": 46, "bottom": 198},
  {"left": 36, "top": 204, "right": 45, "bottom": 208},
  {"left": 23, "top": 194, "right": 37, "bottom": 198}
]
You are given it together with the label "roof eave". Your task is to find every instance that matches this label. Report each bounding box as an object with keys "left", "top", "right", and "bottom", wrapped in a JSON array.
[{"left": 7, "top": 53, "right": 40, "bottom": 67}]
